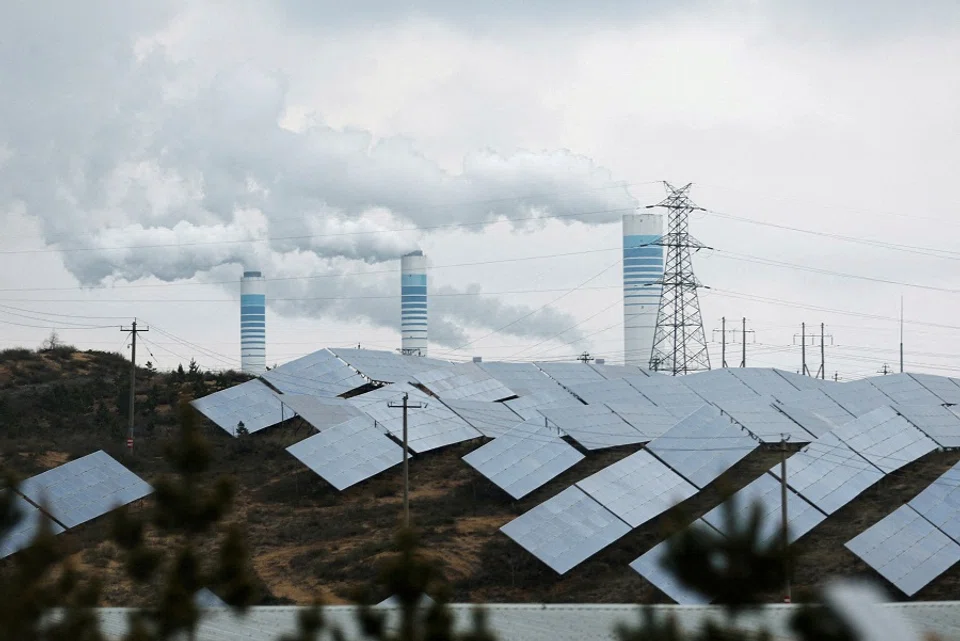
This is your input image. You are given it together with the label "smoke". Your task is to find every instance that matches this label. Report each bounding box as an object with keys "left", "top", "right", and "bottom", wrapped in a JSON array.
[{"left": 0, "top": 1, "right": 627, "bottom": 347}]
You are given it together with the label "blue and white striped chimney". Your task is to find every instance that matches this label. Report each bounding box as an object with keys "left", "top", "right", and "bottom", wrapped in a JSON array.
[
  {"left": 623, "top": 213, "right": 664, "bottom": 367},
  {"left": 400, "top": 251, "right": 427, "bottom": 356},
  {"left": 240, "top": 270, "right": 266, "bottom": 374}
]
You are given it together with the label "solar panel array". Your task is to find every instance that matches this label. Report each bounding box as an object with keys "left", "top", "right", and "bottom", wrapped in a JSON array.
[
  {"left": 605, "top": 402, "right": 679, "bottom": 441},
  {"left": 414, "top": 363, "right": 516, "bottom": 402},
  {"left": 830, "top": 406, "right": 938, "bottom": 475},
  {"left": 500, "top": 486, "right": 631, "bottom": 574},
  {"left": 0, "top": 492, "right": 65, "bottom": 559},
  {"left": 463, "top": 421, "right": 584, "bottom": 499},
  {"left": 629, "top": 519, "right": 721, "bottom": 605},
  {"left": 894, "top": 403, "right": 960, "bottom": 449},
  {"left": 576, "top": 450, "right": 697, "bottom": 528},
  {"left": 772, "top": 389, "right": 855, "bottom": 426},
  {"left": 261, "top": 349, "right": 366, "bottom": 396},
  {"left": 279, "top": 394, "right": 365, "bottom": 432},
  {"left": 908, "top": 460, "right": 960, "bottom": 541},
  {"left": 286, "top": 417, "right": 403, "bottom": 491},
  {"left": 845, "top": 505, "right": 960, "bottom": 597},
  {"left": 442, "top": 399, "right": 524, "bottom": 438},
  {"left": 534, "top": 361, "right": 607, "bottom": 387},
  {"left": 646, "top": 406, "right": 758, "bottom": 489},
  {"left": 192, "top": 379, "right": 288, "bottom": 436},
  {"left": 727, "top": 367, "right": 804, "bottom": 398},
  {"left": 866, "top": 373, "right": 945, "bottom": 406},
  {"left": 330, "top": 348, "right": 452, "bottom": 383},
  {"left": 716, "top": 397, "right": 813, "bottom": 443},
  {"left": 822, "top": 380, "right": 895, "bottom": 417},
  {"left": 18, "top": 451, "right": 153, "bottom": 529},
  {"left": 773, "top": 402, "right": 837, "bottom": 439},
  {"left": 566, "top": 378, "right": 654, "bottom": 406},
  {"left": 540, "top": 405, "right": 647, "bottom": 450}
]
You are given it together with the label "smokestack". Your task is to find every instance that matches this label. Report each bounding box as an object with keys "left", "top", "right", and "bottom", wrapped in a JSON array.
[
  {"left": 623, "top": 212, "right": 664, "bottom": 367},
  {"left": 400, "top": 250, "right": 428, "bottom": 356},
  {"left": 240, "top": 270, "right": 266, "bottom": 374}
]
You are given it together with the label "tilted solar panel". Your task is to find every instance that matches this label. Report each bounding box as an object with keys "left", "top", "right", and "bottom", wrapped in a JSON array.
[
  {"left": 822, "top": 380, "right": 894, "bottom": 417},
  {"left": 646, "top": 406, "right": 758, "bottom": 489},
  {"left": 442, "top": 399, "right": 524, "bottom": 438},
  {"left": 261, "top": 349, "right": 366, "bottom": 396},
  {"left": 566, "top": 378, "right": 655, "bottom": 406},
  {"left": 866, "top": 373, "right": 945, "bottom": 406},
  {"left": 535, "top": 361, "right": 607, "bottom": 387},
  {"left": 414, "top": 363, "right": 516, "bottom": 402},
  {"left": 463, "top": 421, "right": 584, "bottom": 499},
  {"left": 278, "top": 394, "right": 365, "bottom": 432},
  {"left": 0, "top": 491, "right": 65, "bottom": 559},
  {"left": 845, "top": 504, "right": 960, "bottom": 597},
  {"left": 716, "top": 397, "right": 814, "bottom": 443},
  {"left": 286, "top": 416, "right": 403, "bottom": 491},
  {"left": 908, "top": 373, "right": 960, "bottom": 405},
  {"left": 539, "top": 405, "right": 647, "bottom": 450},
  {"left": 908, "top": 460, "right": 960, "bottom": 542},
  {"left": 774, "top": 402, "right": 837, "bottom": 439},
  {"left": 625, "top": 375, "right": 707, "bottom": 413},
  {"left": 606, "top": 402, "right": 680, "bottom": 441},
  {"left": 500, "top": 486, "right": 631, "bottom": 574},
  {"left": 191, "top": 379, "right": 288, "bottom": 436},
  {"left": 726, "top": 368, "right": 804, "bottom": 398},
  {"left": 679, "top": 369, "right": 760, "bottom": 405},
  {"left": 588, "top": 363, "right": 650, "bottom": 380},
  {"left": 773, "top": 389, "right": 855, "bottom": 426},
  {"left": 330, "top": 348, "right": 451, "bottom": 383},
  {"left": 576, "top": 450, "right": 698, "bottom": 528},
  {"left": 629, "top": 519, "right": 722, "bottom": 605},
  {"left": 18, "top": 451, "right": 153, "bottom": 529},
  {"left": 831, "top": 406, "right": 938, "bottom": 475}
]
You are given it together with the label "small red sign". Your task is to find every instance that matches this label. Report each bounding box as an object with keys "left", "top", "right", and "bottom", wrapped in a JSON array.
[{"left": 126, "top": 438, "right": 134, "bottom": 450}]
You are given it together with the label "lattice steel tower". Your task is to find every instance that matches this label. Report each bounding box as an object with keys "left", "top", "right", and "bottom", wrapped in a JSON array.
[{"left": 647, "top": 182, "right": 711, "bottom": 375}]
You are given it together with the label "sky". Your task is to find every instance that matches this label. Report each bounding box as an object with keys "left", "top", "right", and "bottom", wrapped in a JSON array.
[{"left": 0, "top": 0, "right": 958, "bottom": 378}]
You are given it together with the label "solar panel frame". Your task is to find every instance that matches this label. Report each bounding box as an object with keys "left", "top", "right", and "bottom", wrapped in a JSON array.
[
  {"left": 629, "top": 519, "right": 722, "bottom": 605},
  {"left": 716, "top": 397, "right": 814, "bottom": 443},
  {"left": 908, "top": 461, "right": 960, "bottom": 541},
  {"left": 535, "top": 361, "right": 607, "bottom": 387},
  {"left": 286, "top": 416, "right": 404, "bottom": 491},
  {"left": 894, "top": 404, "right": 960, "bottom": 449},
  {"left": 774, "top": 402, "right": 838, "bottom": 439},
  {"left": 646, "top": 406, "right": 759, "bottom": 488},
  {"left": 0, "top": 492, "right": 65, "bottom": 559},
  {"left": 566, "top": 379, "right": 656, "bottom": 406},
  {"left": 278, "top": 394, "right": 366, "bottom": 432},
  {"left": 845, "top": 504, "right": 960, "bottom": 597},
  {"left": 625, "top": 375, "right": 708, "bottom": 413},
  {"left": 831, "top": 406, "right": 938, "bottom": 475},
  {"left": 909, "top": 373, "right": 960, "bottom": 405},
  {"left": 773, "top": 389, "right": 856, "bottom": 425},
  {"left": 18, "top": 451, "right": 153, "bottom": 529},
  {"left": 702, "top": 472, "right": 828, "bottom": 545},
  {"left": 770, "top": 431, "right": 884, "bottom": 515},
  {"left": 576, "top": 450, "right": 698, "bottom": 527},
  {"left": 191, "top": 379, "right": 288, "bottom": 436},
  {"left": 462, "top": 421, "right": 585, "bottom": 499},
  {"left": 726, "top": 368, "right": 804, "bottom": 398},
  {"left": 413, "top": 363, "right": 517, "bottom": 402},
  {"left": 822, "top": 380, "right": 895, "bottom": 417},
  {"left": 260, "top": 349, "right": 367, "bottom": 396},
  {"left": 867, "top": 373, "right": 945, "bottom": 406},
  {"left": 442, "top": 399, "right": 525, "bottom": 438},
  {"left": 679, "top": 369, "right": 761, "bottom": 405},
  {"left": 500, "top": 486, "right": 631, "bottom": 574},
  {"left": 539, "top": 405, "right": 648, "bottom": 450}
]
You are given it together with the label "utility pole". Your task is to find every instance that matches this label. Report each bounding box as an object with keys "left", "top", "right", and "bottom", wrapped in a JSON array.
[
  {"left": 741, "top": 317, "right": 747, "bottom": 368},
  {"left": 820, "top": 323, "right": 826, "bottom": 380},
  {"left": 780, "top": 433, "right": 791, "bottom": 604},
  {"left": 711, "top": 317, "right": 754, "bottom": 369},
  {"left": 722, "top": 317, "right": 727, "bottom": 368},
  {"left": 387, "top": 393, "right": 425, "bottom": 528},
  {"left": 801, "top": 323, "right": 807, "bottom": 376},
  {"left": 647, "top": 182, "right": 711, "bottom": 375},
  {"left": 879, "top": 363, "right": 891, "bottom": 376},
  {"left": 120, "top": 320, "right": 148, "bottom": 455},
  {"left": 577, "top": 351, "right": 593, "bottom": 364}
]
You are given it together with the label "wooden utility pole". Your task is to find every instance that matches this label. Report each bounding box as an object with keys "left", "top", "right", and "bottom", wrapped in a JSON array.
[
  {"left": 120, "top": 320, "right": 148, "bottom": 455},
  {"left": 388, "top": 393, "right": 425, "bottom": 527}
]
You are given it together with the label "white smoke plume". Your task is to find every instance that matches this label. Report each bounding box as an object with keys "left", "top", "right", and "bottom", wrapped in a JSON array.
[{"left": 0, "top": 1, "right": 634, "bottom": 347}]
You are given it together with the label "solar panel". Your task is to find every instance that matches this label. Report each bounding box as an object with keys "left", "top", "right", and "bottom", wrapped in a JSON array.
[
  {"left": 442, "top": 399, "right": 524, "bottom": 437},
  {"left": 286, "top": 416, "right": 403, "bottom": 491},
  {"left": 535, "top": 361, "right": 607, "bottom": 387},
  {"left": 774, "top": 402, "right": 838, "bottom": 439},
  {"left": 260, "top": 349, "right": 367, "bottom": 396},
  {"left": 831, "top": 406, "right": 938, "bottom": 475},
  {"left": 376, "top": 594, "right": 435, "bottom": 608},
  {"left": 462, "top": 421, "right": 584, "bottom": 499},
  {"left": 503, "top": 390, "right": 582, "bottom": 421},
  {"left": 716, "top": 397, "right": 814, "bottom": 443},
  {"left": 908, "top": 461, "right": 960, "bottom": 541},
  {"left": 909, "top": 373, "right": 960, "bottom": 405},
  {"left": 679, "top": 369, "right": 760, "bottom": 405},
  {"left": 349, "top": 384, "right": 482, "bottom": 453},
  {"left": 646, "top": 406, "right": 758, "bottom": 489},
  {"left": 576, "top": 450, "right": 698, "bottom": 528},
  {"left": 414, "top": 362, "right": 516, "bottom": 402},
  {"left": 278, "top": 394, "right": 365, "bottom": 432},
  {"left": 539, "top": 405, "right": 647, "bottom": 450},
  {"left": 702, "top": 473, "right": 828, "bottom": 545},
  {"left": 822, "top": 380, "right": 894, "bottom": 417},
  {"left": 18, "top": 451, "right": 153, "bottom": 529},
  {"left": 770, "top": 432, "right": 883, "bottom": 515},
  {"left": 589, "top": 363, "right": 650, "bottom": 380},
  {"left": 500, "top": 486, "right": 631, "bottom": 574},
  {"left": 867, "top": 374, "right": 945, "bottom": 406},
  {"left": 330, "top": 348, "right": 451, "bottom": 383},
  {"left": 194, "top": 588, "right": 227, "bottom": 608},
  {"left": 845, "top": 504, "right": 960, "bottom": 597},
  {"left": 894, "top": 404, "right": 960, "bottom": 449},
  {"left": 476, "top": 362, "right": 559, "bottom": 393},
  {"left": 191, "top": 379, "right": 288, "bottom": 436},
  {"left": 606, "top": 402, "right": 681, "bottom": 440},
  {"left": 626, "top": 375, "right": 707, "bottom": 413},
  {"left": 566, "top": 379, "right": 656, "bottom": 406},
  {"left": 629, "top": 519, "right": 722, "bottom": 604},
  {"left": 772, "top": 370, "right": 830, "bottom": 391},
  {"left": 0, "top": 492, "right": 65, "bottom": 559},
  {"left": 773, "top": 389, "right": 855, "bottom": 425},
  {"left": 726, "top": 368, "right": 804, "bottom": 398}
]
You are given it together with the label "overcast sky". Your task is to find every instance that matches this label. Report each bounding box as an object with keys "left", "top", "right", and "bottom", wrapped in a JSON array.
[{"left": 1, "top": 1, "right": 958, "bottom": 378}]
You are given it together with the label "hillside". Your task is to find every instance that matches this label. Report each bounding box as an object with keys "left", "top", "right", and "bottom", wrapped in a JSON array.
[{"left": 2, "top": 346, "right": 960, "bottom": 605}]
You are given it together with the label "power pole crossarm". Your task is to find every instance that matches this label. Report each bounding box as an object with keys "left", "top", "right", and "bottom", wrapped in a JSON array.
[
  {"left": 120, "top": 320, "right": 148, "bottom": 455},
  {"left": 387, "top": 393, "right": 425, "bottom": 528}
]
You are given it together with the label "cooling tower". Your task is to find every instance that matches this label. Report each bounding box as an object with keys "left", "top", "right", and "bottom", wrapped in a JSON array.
[
  {"left": 401, "top": 251, "right": 428, "bottom": 356},
  {"left": 240, "top": 270, "right": 266, "bottom": 374},
  {"left": 623, "top": 213, "right": 664, "bottom": 367}
]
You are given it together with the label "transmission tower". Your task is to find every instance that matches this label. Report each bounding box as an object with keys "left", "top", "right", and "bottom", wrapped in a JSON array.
[{"left": 647, "top": 182, "right": 711, "bottom": 375}]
